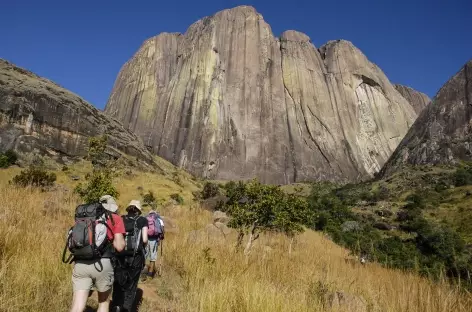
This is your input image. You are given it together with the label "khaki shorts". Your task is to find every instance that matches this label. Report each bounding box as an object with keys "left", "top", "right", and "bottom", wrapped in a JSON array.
[{"left": 72, "top": 258, "right": 114, "bottom": 292}]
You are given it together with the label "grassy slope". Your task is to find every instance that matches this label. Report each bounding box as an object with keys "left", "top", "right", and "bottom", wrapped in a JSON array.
[
  {"left": 335, "top": 164, "right": 472, "bottom": 244},
  {"left": 1, "top": 162, "right": 472, "bottom": 311}
]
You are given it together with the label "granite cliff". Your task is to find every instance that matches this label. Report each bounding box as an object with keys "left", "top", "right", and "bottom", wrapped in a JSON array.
[
  {"left": 0, "top": 59, "right": 155, "bottom": 166},
  {"left": 382, "top": 60, "right": 472, "bottom": 176},
  {"left": 394, "top": 84, "right": 431, "bottom": 115},
  {"left": 105, "top": 6, "right": 418, "bottom": 184}
]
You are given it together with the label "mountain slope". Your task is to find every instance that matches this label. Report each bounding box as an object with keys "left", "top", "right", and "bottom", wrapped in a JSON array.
[
  {"left": 382, "top": 60, "right": 472, "bottom": 176},
  {"left": 105, "top": 6, "right": 417, "bottom": 184},
  {"left": 394, "top": 84, "right": 431, "bottom": 115},
  {"left": 0, "top": 59, "right": 155, "bottom": 166}
]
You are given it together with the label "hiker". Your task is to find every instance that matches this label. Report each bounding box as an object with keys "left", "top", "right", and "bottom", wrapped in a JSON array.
[
  {"left": 111, "top": 200, "right": 148, "bottom": 312},
  {"left": 144, "top": 209, "right": 165, "bottom": 278},
  {"left": 66, "top": 195, "right": 126, "bottom": 312}
]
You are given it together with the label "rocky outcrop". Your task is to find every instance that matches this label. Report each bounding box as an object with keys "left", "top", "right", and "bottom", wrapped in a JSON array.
[
  {"left": 0, "top": 59, "right": 155, "bottom": 165},
  {"left": 382, "top": 60, "right": 472, "bottom": 175},
  {"left": 105, "top": 6, "right": 417, "bottom": 184},
  {"left": 395, "top": 84, "right": 431, "bottom": 115}
]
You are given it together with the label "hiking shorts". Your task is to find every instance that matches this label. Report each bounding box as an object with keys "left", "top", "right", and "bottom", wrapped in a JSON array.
[
  {"left": 146, "top": 238, "right": 159, "bottom": 262},
  {"left": 72, "top": 258, "right": 114, "bottom": 292}
]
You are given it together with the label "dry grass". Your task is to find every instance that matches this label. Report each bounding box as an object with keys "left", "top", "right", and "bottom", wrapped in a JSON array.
[{"left": 1, "top": 165, "right": 472, "bottom": 312}]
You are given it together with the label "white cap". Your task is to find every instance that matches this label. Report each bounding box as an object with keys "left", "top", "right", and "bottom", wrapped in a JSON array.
[{"left": 99, "top": 195, "right": 118, "bottom": 212}]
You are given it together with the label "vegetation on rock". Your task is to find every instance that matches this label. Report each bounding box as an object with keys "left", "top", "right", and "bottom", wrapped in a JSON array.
[
  {"left": 0, "top": 150, "right": 17, "bottom": 168},
  {"left": 74, "top": 135, "right": 119, "bottom": 203}
]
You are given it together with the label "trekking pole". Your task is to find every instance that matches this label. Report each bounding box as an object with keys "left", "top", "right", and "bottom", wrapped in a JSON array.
[{"left": 158, "top": 241, "right": 163, "bottom": 276}]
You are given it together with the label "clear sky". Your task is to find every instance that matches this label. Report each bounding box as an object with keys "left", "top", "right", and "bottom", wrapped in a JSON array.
[{"left": 1, "top": 0, "right": 470, "bottom": 110}]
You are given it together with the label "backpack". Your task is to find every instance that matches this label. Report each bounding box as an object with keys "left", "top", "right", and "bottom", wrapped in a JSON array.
[
  {"left": 147, "top": 212, "right": 163, "bottom": 238},
  {"left": 118, "top": 215, "right": 144, "bottom": 257},
  {"left": 62, "top": 202, "right": 114, "bottom": 263}
]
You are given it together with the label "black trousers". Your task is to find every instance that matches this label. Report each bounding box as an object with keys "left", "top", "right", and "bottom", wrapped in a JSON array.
[{"left": 112, "top": 253, "right": 145, "bottom": 311}]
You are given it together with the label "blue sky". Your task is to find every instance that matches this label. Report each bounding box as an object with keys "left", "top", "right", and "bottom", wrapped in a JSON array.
[{"left": 1, "top": 0, "right": 470, "bottom": 110}]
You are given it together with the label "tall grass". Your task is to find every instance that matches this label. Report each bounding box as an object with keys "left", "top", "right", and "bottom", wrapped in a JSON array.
[{"left": 0, "top": 167, "right": 471, "bottom": 311}]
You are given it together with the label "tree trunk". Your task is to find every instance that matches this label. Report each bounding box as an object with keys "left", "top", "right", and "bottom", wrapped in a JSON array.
[
  {"left": 243, "top": 222, "right": 259, "bottom": 256},
  {"left": 236, "top": 231, "right": 244, "bottom": 250}
]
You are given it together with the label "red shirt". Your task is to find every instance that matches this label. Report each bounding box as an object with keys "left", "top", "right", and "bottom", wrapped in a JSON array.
[{"left": 106, "top": 213, "right": 125, "bottom": 240}]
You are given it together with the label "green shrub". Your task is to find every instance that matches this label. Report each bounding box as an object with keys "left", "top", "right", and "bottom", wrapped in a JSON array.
[
  {"left": 454, "top": 167, "right": 472, "bottom": 186},
  {"left": 0, "top": 155, "right": 9, "bottom": 168},
  {"left": 143, "top": 190, "right": 157, "bottom": 208},
  {"left": 201, "top": 181, "right": 220, "bottom": 199},
  {"left": 74, "top": 169, "right": 119, "bottom": 203},
  {"left": 11, "top": 166, "right": 56, "bottom": 188},
  {"left": 171, "top": 171, "right": 183, "bottom": 186},
  {"left": 0, "top": 150, "right": 18, "bottom": 168},
  {"left": 404, "top": 193, "right": 425, "bottom": 210},
  {"left": 87, "top": 135, "right": 109, "bottom": 168},
  {"left": 170, "top": 193, "right": 184, "bottom": 205}
]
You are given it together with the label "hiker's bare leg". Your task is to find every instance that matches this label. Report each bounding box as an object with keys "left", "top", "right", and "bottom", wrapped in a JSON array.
[
  {"left": 97, "top": 289, "right": 111, "bottom": 312},
  {"left": 70, "top": 290, "right": 88, "bottom": 312},
  {"left": 148, "top": 261, "right": 155, "bottom": 275}
]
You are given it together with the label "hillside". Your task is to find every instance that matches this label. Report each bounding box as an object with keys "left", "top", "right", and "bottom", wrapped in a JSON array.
[
  {"left": 105, "top": 5, "right": 419, "bottom": 184},
  {"left": 382, "top": 59, "right": 472, "bottom": 176},
  {"left": 1, "top": 160, "right": 472, "bottom": 312},
  {"left": 0, "top": 59, "right": 155, "bottom": 168}
]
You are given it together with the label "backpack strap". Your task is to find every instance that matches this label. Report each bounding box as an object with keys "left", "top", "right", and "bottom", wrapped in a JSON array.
[{"left": 62, "top": 228, "right": 74, "bottom": 264}]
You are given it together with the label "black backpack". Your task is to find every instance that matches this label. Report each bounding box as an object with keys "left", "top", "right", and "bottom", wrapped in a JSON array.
[
  {"left": 117, "top": 215, "right": 144, "bottom": 257},
  {"left": 62, "top": 202, "right": 115, "bottom": 263}
]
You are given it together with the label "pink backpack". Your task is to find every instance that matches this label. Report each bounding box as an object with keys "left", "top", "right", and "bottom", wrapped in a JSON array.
[{"left": 147, "top": 212, "right": 163, "bottom": 237}]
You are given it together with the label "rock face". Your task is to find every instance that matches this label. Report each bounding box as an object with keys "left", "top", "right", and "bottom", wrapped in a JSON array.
[
  {"left": 105, "top": 6, "right": 417, "bottom": 184},
  {"left": 395, "top": 84, "right": 431, "bottom": 115},
  {"left": 382, "top": 60, "right": 472, "bottom": 176},
  {"left": 0, "top": 59, "right": 155, "bottom": 165}
]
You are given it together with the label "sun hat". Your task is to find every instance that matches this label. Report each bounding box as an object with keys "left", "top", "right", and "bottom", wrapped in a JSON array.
[
  {"left": 99, "top": 195, "right": 118, "bottom": 212},
  {"left": 127, "top": 199, "right": 142, "bottom": 212}
]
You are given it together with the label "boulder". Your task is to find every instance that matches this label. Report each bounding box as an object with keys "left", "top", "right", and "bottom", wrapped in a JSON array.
[
  {"left": 213, "top": 210, "right": 230, "bottom": 224},
  {"left": 324, "top": 291, "right": 368, "bottom": 312},
  {"left": 202, "top": 195, "right": 228, "bottom": 211},
  {"left": 373, "top": 222, "right": 393, "bottom": 231},
  {"left": 341, "top": 221, "right": 361, "bottom": 232},
  {"left": 375, "top": 209, "right": 393, "bottom": 217}
]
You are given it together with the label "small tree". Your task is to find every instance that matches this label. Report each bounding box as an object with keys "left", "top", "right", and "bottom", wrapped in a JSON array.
[
  {"left": 201, "top": 182, "right": 220, "bottom": 199},
  {"left": 74, "top": 170, "right": 119, "bottom": 204},
  {"left": 143, "top": 190, "right": 157, "bottom": 209},
  {"left": 224, "top": 179, "right": 309, "bottom": 255},
  {"left": 87, "top": 135, "right": 109, "bottom": 168}
]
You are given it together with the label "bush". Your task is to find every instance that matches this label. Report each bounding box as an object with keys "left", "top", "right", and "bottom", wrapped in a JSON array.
[
  {"left": 201, "top": 182, "right": 220, "bottom": 199},
  {"left": 74, "top": 169, "right": 119, "bottom": 203},
  {"left": 0, "top": 150, "right": 18, "bottom": 168},
  {"left": 143, "top": 190, "right": 157, "bottom": 208},
  {"left": 170, "top": 193, "right": 184, "bottom": 205},
  {"left": 11, "top": 166, "right": 56, "bottom": 188},
  {"left": 404, "top": 193, "right": 425, "bottom": 210},
  {"left": 454, "top": 167, "right": 472, "bottom": 186},
  {"left": 87, "top": 135, "right": 109, "bottom": 168}
]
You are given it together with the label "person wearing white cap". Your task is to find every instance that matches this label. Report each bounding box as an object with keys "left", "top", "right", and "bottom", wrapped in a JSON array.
[
  {"left": 111, "top": 200, "right": 148, "bottom": 312},
  {"left": 69, "top": 195, "right": 125, "bottom": 312}
]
